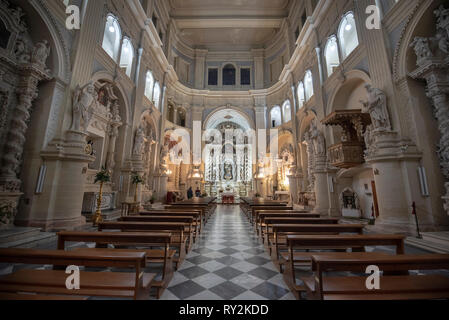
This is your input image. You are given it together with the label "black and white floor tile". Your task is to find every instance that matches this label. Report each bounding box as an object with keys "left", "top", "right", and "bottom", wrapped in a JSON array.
[
  {"left": 160, "top": 205, "right": 295, "bottom": 300},
  {"left": 1, "top": 204, "right": 447, "bottom": 300}
]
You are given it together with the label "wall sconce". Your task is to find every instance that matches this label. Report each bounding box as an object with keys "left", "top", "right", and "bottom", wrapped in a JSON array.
[{"left": 373, "top": 168, "right": 380, "bottom": 175}]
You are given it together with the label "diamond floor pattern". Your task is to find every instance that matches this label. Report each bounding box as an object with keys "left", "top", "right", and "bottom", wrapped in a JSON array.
[{"left": 160, "top": 205, "right": 295, "bottom": 300}]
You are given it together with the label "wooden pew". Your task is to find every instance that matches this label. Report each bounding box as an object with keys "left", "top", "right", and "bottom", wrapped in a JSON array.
[
  {"left": 0, "top": 248, "right": 155, "bottom": 300},
  {"left": 165, "top": 205, "right": 210, "bottom": 224},
  {"left": 260, "top": 218, "right": 340, "bottom": 243},
  {"left": 283, "top": 234, "right": 405, "bottom": 298},
  {"left": 254, "top": 210, "right": 317, "bottom": 234},
  {"left": 141, "top": 210, "right": 202, "bottom": 236},
  {"left": 98, "top": 222, "right": 189, "bottom": 270},
  {"left": 0, "top": 293, "right": 88, "bottom": 300},
  {"left": 304, "top": 253, "right": 449, "bottom": 300},
  {"left": 249, "top": 206, "right": 293, "bottom": 224},
  {"left": 57, "top": 231, "right": 174, "bottom": 299},
  {"left": 120, "top": 215, "right": 197, "bottom": 244},
  {"left": 268, "top": 224, "right": 365, "bottom": 267}
]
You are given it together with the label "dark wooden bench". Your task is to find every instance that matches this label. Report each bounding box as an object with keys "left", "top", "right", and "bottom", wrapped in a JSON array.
[
  {"left": 0, "top": 248, "right": 155, "bottom": 300},
  {"left": 249, "top": 206, "right": 293, "bottom": 224},
  {"left": 98, "top": 222, "right": 189, "bottom": 270},
  {"left": 283, "top": 234, "right": 405, "bottom": 298},
  {"left": 303, "top": 253, "right": 449, "bottom": 300},
  {"left": 260, "top": 218, "right": 340, "bottom": 242},
  {"left": 140, "top": 210, "right": 202, "bottom": 237},
  {"left": 268, "top": 224, "right": 365, "bottom": 266},
  {"left": 254, "top": 211, "right": 317, "bottom": 234},
  {"left": 57, "top": 231, "right": 173, "bottom": 299},
  {"left": 0, "top": 292, "right": 89, "bottom": 300},
  {"left": 120, "top": 215, "right": 197, "bottom": 243}
]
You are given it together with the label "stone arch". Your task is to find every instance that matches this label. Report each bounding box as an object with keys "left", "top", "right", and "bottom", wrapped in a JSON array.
[
  {"left": 203, "top": 106, "right": 255, "bottom": 131},
  {"left": 392, "top": 0, "right": 436, "bottom": 83},
  {"left": 91, "top": 71, "right": 131, "bottom": 125},
  {"left": 326, "top": 69, "right": 371, "bottom": 145},
  {"left": 29, "top": 0, "right": 71, "bottom": 81}
]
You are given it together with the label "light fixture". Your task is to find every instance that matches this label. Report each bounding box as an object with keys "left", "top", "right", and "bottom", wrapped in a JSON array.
[
  {"left": 109, "top": 25, "right": 115, "bottom": 33},
  {"left": 345, "top": 23, "right": 352, "bottom": 31}
]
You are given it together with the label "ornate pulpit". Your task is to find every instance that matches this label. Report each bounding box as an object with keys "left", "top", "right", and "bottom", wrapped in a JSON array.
[{"left": 322, "top": 110, "right": 371, "bottom": 169}]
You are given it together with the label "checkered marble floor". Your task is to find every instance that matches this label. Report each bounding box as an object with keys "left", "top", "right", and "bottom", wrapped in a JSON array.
[
  {"left": 1, "top": 205, "right": 446, "bottom": 300},
  {"left": 159, "top": 205, "right": 296, "bottom": 300}
]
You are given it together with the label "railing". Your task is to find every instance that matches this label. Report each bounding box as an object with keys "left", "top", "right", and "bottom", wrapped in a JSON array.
[{"left": 328, "top": 142, "right": 365, "bottom": 169}]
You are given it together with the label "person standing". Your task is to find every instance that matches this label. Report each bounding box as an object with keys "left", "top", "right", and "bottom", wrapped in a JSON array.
[{"left": 187, "top": 187, "right": 193, "bottom": 199}]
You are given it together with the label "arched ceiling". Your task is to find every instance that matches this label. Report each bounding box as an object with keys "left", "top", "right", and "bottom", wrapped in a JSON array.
[
  {"left": 169, "top": 0, "right": 292, "bottom": 51},
  {"left": 205, "top": 108, "right": 252, "bottom": 131}
]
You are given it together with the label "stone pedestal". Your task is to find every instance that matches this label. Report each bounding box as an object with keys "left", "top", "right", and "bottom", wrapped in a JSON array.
[
  {"left": 313, "top": 156, "right": 331, "bottom": 216},
  {"left": 366, "top": 131, "right": 426, "bottom": 232},
  {"left": 15, "top": 130, "right": 95, "bottom": 230}
]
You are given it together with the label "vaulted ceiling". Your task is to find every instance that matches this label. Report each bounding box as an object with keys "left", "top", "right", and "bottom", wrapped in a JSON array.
[{"left": 169, "top": 0, "right": 292, "bottom": 51}]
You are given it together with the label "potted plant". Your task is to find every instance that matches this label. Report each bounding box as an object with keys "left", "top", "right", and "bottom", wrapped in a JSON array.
[
  {"left": 131, "top": 172, "right": 144, "bottom": 203},
  {"left": 93, "top": 167, "right": 111, "bottom": 226}
]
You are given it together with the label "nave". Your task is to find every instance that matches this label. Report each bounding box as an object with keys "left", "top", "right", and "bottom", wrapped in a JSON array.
[{"left": 1, "top": 201, "right": 447, "bottom": 301}]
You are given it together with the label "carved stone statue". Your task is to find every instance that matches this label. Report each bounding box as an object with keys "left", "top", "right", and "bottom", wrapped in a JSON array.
[
  {"left": 111, "top": 100, "right": 121, "bottom": 122},
  {"left": 71, "top": 81, "right": 97, "bottom": 132},
  {"left": 31, "top": 40, "right": 50, "bottom": 67},
  {"left": 361, "top": 85, "right": 391, "bottom": 132},
  {"left": 310, "top": 122, "right": 326, "bottom": 157},
  {"left": 133, "top": 126, "right": 146, "bottom": 155},
  {"left": 410, "top": 37, "right": 433, "bottom": 61}
]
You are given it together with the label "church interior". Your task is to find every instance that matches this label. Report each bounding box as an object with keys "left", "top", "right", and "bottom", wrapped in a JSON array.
[{"left": 0, "top": 0, "right": 449, "bottom": 301}]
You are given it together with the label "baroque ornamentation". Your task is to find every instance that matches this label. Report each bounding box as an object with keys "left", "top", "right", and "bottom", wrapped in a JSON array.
[
  {"left": 361, "top": 85, "right": 392, "bottom": 132},
  {"left": 133, "top": 126, "right": 146, "bottom": 156},
  {"left": 409, "top": 5, "right": 449, "bottom": 215},
  {"left": 70, "top": 81, "right": 98, "bottom": 133}
]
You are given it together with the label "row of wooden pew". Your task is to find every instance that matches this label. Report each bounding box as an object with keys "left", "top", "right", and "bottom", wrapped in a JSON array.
[
  {"left": 240, "top": 198, "right": 449, "bottom": 300},
  {"left": 0, "top": 198, "right": 217, "bottom": 300}
]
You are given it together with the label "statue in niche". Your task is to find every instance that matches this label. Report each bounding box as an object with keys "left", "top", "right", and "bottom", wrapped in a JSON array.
[
  {"left": 361, "top": 85, "right": 391, "bottom": 132},
  {"left": 434, "top": 30, "right": 449, "bottom": 54},
  {"left": 14, "top": 37, "right": 28, "bottom": 62},
  {"left": 410, "top": 37, "right": 433, "bottom": 61},
  {"left": 133, "top": 126, "right": 146, "bottom": 155},
  {"left": 31, "top": 40, "right": 50, "bottom": 67},
  {"left": 435, "top": 5, "right": 449, "bottom": 28},
  {"left": 223, "top": 163, "right": 233, "bottom": 181},
  {"left": 111, "top": 100, "right": 121, "bottom": 122},
  {"left": 71, "top": 81, "right": 97, "bottom": 132},
  {"left": 364, "top": 124, "right": 375, "bottom": 155},
  {"left": 310, "top": 122, "right": 326, "bottom": 156}
]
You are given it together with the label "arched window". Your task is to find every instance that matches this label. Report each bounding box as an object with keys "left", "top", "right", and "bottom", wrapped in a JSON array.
[
  {"left": 144, "top": 71, "right": 154, "bottom": 100},
  {"left": 119, "top": 38, "right": 134, "bottom": 77},
  {"left": 324, "top": 36, "right": 340, "bottom": 77},
  {"left": 297, "top": 81, "right": 305, "bottom": 109},
  {"left": 153, "top": 82, "right": 161, "bottom": 109},
  {"left": 338, "top": 12, "right": 359, "bottom": 60},
  {"left": 270, "top": 106, "right": 282, "bottom": 128},
  {"left": 282, "top": 100, "right": 292, "bottom": 123},
  {"left": 304, "top": 70, "right": 314, "bottom": 101},
  {"left": 223, "top": 64, "right": 236, "bottom": 86},
  {"left": 102, "top": 15, "right": 121, "bottom": 61}
]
